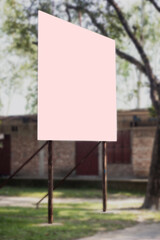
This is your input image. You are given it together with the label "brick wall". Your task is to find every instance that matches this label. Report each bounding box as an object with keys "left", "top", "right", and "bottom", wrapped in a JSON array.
[
  {"left": 107, "top": 127, "right": 156, "bottom": 179},
  {"left": 1, "top": 120, "right": 39, "bottom": 177},
  {"left": 0, "top": 117, "right": 75, "bottom": 178},
  {"left": 132, "top": 127, "right": 156, "bottom": 177},
  {"left": 0, "top": 112, "right": 157, "bottom": 179},
  {"left": 107, "top": 164, "right": 134, "bottom": 179},
  {"left": 11, "top": 124, "right": 39, "bottom": 177}
]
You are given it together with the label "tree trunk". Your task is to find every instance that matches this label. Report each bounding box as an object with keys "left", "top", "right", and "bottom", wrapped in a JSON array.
[{"left": 142, "top": 122, "right": 160, "bottom": 209}]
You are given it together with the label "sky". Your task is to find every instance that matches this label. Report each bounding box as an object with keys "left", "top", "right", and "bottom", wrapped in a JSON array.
[{"left": 0, "top": 0, "right": 153, "bottom": 116}]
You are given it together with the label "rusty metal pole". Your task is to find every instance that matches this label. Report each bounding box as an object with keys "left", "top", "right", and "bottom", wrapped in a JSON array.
[
  {"left": 102, "top": 141, "right": 107, "bottom": 212},
  {"left": 48, "top": 141, "right": 53, "bottom": 223},
  {"left": 36, "top": 142, "right": 101, "bottom": 208},
  {"left": 78, "top": 10, "right": 82, "bottom": 26}
]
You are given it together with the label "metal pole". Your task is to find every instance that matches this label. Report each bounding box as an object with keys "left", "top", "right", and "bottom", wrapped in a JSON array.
[
  {"left": 36, "top": 141, "right": 101, "bottom": 208},
  {"left": 48, "top": 4, "right": 54, "bottom": 223},
  {"left": 48, "top": 141, "right": 53, "bottom": 223},
  {"left": 102, "top": 141, "right": 107, "bottom": 212},
  {"left": 78, "top": 10, "right": 82, "bottom": 26}
]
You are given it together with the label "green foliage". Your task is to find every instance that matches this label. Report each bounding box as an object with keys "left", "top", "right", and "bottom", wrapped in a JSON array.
[
  {"left": 3, "top": 0, "right": 52, "bottom": 56},
  {"left": 3, "top": 0, "right": 53, "bottom": 113},
  {"left": 58, "top": 0, "right": 160, "bottom": 108},
  {"left": 103, "top": 12, "right": 126, "bottom": 45},
  {"left": 129, "top": 1, "right": 160, "bottom": 46},
  {"left": 26, "top": 82, "right": 38, "bottom": 114},
  {"left": 117, "top": 57, "right": 131, "bottom": 79},
  {"left": 148, "top": 105, "right": 157, "bottom": 117},
  {"left": 2, "top": 0, "right": 160, "bottom": 112}
]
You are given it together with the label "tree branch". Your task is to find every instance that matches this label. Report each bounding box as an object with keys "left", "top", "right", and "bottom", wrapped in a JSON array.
[
  {"left": 148, "top": 0, "right": 160, "bottom": 12},
  {"left": 66, "top": 1, "right": 160, "bottom": 111},
  {"left": 107, "top": 0, "right": 160, "bottom": 110},
  {"left": 66, "top": 3, "right": 107, "bottom": 36},
  {"left": 66, "top": 3, "right": 147, "bottom": 75},
  {"left": 65, "top": 5, "right": 72, "bottom": 22},
  {"left": 116, "top": 49, "right": 146, "bottom": 75},
  {"left": 107, "top": 0, "right": 153, "bottom": 77}
]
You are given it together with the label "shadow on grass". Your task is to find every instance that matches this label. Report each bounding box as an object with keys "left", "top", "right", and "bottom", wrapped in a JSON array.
[
  {"left": 110, "top": 207, "right": 142, "bottom": 211},
  {"left": 0, "top": 186, "right": 144, "bottom": 199},
  {"left": 0, "top": 205, "right": 138, "bottom": 240}
]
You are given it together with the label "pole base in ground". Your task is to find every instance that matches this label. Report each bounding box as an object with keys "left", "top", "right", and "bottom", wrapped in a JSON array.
[
  {"left": 36, "top": 222, "right": 63, "bottom": 227},
  {"left": 102, "top": 141, "right": 107, "bottom": 212}
]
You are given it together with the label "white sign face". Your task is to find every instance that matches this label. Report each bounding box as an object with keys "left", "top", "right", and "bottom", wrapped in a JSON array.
[{"left": 38, "top": 11, "right": 117, "bottom": 141}]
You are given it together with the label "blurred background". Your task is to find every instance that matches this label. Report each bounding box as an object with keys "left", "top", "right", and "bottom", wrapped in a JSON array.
[
  {"left": 0, "top": 1, "right": 160, "bottom": 240},
  {"left": 1, "top": 0, "right": 160, "bottom": 116}
]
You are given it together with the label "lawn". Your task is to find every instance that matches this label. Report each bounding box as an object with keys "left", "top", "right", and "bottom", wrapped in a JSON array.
[
  {"left": 0, "top": 186, "right": 144, "bottom": 198},
  {"left": 0, "top": 187, "right": 159, "bottom": 240},
  {"left": 0, "top": 203, "right": 137, "bottom": 240},
  {"left": 0, "top": 201, "right": 160, "bottom": 240}
]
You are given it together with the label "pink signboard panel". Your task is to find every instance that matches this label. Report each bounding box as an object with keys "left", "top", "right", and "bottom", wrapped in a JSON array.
[{"left": 38, "top": 11, "right": 117, "bottom": 141}]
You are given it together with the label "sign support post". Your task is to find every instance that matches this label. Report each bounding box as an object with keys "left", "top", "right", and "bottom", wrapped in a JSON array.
[
  {"left": 102, "top": 141, "right": 107, "bottom": 212},
  {"left": 48, "top": 141, "right": 53, "bottom": 223}
]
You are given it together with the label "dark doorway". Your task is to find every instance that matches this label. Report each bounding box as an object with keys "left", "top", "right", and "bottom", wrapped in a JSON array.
[
  {"left": 107, "top": 130, "right": 131, "bottom": 164},
  {"left": 76, "top": 141, "right": 98, "bottom": 175},
  {"left": 0, "top": 135, "right": 11, "bottom": 176}
]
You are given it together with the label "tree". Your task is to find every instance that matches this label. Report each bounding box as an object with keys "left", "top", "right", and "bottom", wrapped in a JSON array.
[
  {"left": 64, "top": 0, "right": 160, "bottom": 209},
  {"left": 0, "top": 0, "right": 30, "bottom": 115},
  {"left": 3, "top": 0, "right": 54, "bottom": 113}
]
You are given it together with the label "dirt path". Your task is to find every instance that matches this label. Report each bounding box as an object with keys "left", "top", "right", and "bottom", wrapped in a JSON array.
[
  {"left": 0, "top": 196, "right": 143, "bottom": 207},
  {"left": 76, "top": 223, "right": 160, "bottom": 240}
]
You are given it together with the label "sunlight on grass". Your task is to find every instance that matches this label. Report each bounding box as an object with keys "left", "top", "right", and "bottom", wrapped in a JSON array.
[
  {"left": 0, "top": 203, "right": 138, "bottom": 240},
  {"left": 0, "top": 198, "right": 159, "bottom": 240},
  {"left": 138, "top": 210, "right": 160, "bottom": 222},
  {"left": 0, "top": 186, "right": 144, "bottom": 199}
]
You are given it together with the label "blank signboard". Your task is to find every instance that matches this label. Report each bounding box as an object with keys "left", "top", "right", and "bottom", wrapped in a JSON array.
[{"left": 38, "top": 11, "right": 117, "bottom": 141}]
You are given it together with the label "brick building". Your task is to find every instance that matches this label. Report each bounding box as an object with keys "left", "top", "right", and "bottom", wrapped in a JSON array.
[{"left": 0, "top": 109, "right": 157, "bottom": 179}]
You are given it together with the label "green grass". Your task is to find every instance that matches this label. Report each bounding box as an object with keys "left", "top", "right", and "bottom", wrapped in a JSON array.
[
  {"left": 0, "top": 187, "right": 159, "bottom": 240},
  {"left": 0, "top": 186, "right": 144, "bottom": 198},
  {"left": 0, "top": 202, "right": 160, "bottom": 240},
  {"left": 0, "top": 203, "right": 138, "bottom": 240}
]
